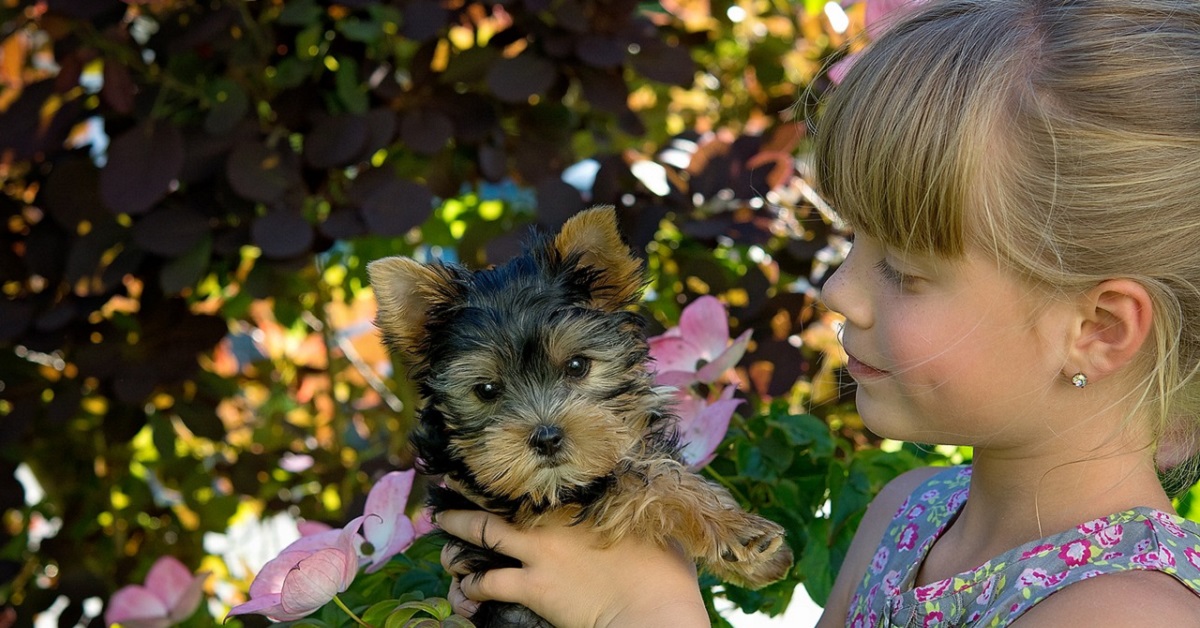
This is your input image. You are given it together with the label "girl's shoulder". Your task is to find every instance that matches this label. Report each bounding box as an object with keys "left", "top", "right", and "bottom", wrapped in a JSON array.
[
  {"left": 815, "top": 465, "right": 947, "bottom": 627},
  {"left": 1010, "top": 569, "right": 1200, "bottom": 627}
]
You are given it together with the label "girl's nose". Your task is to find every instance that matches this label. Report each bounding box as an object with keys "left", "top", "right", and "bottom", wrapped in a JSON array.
[{"left": 820, "top": 246, "right": 872, "bottom": 329}]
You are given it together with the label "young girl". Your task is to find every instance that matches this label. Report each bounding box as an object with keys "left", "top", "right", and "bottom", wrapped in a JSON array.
[{"left": 434, "top": 0, "right": 1200, "bottom": 625}]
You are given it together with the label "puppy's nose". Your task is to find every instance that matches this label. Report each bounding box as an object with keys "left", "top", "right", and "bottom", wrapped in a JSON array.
[{"left": 529, "top": 424, "right": 565, "bottom": 456}]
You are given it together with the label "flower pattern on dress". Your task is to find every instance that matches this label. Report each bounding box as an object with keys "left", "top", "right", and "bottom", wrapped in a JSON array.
[
  {"left": 1058, "top": 539, "right": 1092, "bottom": 567},
  {"left": 845, "top": 466, "right": 1200, "bottom": 628}
]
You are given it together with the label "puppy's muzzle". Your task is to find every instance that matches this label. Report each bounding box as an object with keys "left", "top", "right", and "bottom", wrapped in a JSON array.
[{"left": 529, "top": 424, "right": 565, "bottom": 457}]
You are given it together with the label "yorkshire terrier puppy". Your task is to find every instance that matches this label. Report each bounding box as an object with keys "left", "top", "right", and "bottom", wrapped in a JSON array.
[{"left": 367, "top": 207, "right": 793, "bottom": 627}]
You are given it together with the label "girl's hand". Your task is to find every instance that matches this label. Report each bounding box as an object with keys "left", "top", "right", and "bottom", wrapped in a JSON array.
[{"left": 435, "top": 509, "right": 709, "bottom": 628}]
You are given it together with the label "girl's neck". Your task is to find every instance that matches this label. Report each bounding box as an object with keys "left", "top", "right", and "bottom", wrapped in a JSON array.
[{"left": 916, "top": 446, "right": 1173, "bottom": 586}]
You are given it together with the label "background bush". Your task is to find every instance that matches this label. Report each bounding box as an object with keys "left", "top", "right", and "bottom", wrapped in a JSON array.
[{"left": 0, "top": 1, "right": 967, "bottom": 625}]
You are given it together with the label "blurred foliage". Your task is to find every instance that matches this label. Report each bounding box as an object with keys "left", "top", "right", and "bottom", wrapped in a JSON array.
[{"left": 0, "top": 0, "right": 952, "bottom": 626}]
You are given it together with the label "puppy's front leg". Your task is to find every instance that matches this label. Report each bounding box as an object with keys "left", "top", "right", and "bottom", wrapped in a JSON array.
[{"left": 591, "top": 460, "right": 793, "bottom": 589}]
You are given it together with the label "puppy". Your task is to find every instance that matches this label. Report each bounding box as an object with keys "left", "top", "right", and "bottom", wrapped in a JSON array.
[{"left": 368, "top": 207, "right": 793, "bottom": 626}]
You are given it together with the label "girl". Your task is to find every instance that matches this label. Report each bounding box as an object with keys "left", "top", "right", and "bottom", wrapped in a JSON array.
[{"left": 435, "top": 0, "right": 1200, "bottom": 625}]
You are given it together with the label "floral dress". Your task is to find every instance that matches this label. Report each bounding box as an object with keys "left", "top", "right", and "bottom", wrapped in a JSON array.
[{"left": 846, "top": 465, "right": 1200, "bottom": 627}]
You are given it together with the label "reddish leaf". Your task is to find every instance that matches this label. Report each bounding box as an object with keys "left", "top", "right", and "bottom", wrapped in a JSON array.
[
  {"left": 41, "top": 155, "right": 107, "bottom": 231},
  {"left": 576, "top": 35, "right": 626, "bottom": 68},
  {"left": 478, "top": 144, "right": 507, "bottom": 182},
  {"left": 226, "top": 140, "right": 302, "bottom": 204},
  {"left": 252, "top": 211, "right": 314, "bottom": 259},
  {"left": 631, "top": 40, "right": 696, "bottom": 86},
  {"left": 534, "top": 178, "right": 586, "bottom": 229},
  {"left": 400, "top": 108, "right": 454, "bottom": 156},
  {"left": 304, "top": 113, "right": 369, "bottom": 169},
  {"left": 486, "top": 53, "right": 557, "bottom": 103},
  {"left": 100, "top": 120, "right": 185, "bottom": 215},
  {"left": 101, "top": 61, "right": 137, "bottom": 115},
  {"left": 132, "top": 205, "right": 210, "bottom": 257},
  {"left": 578, "top": 68, "right": 630, "bottom": 115},
  {"left": 357, "top": 176, "right": 434, "bottom": 237},
  {"left": 401, "top": 0, "right": 450, "bottom": 42}
]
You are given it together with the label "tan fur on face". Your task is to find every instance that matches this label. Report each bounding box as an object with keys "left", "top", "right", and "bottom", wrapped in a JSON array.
[{"left": 450, "top": 397, "right": 641, "bottom": 506}]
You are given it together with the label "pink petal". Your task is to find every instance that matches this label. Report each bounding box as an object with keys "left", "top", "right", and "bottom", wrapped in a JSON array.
[
  {"left": 681, "top": 387, "right": 741, "bottom": 469},
  {"left": 653, "top": 369, "right": 699, "bottom": 389},
  {"left": 364, "top": 517, "right": 416, "bottom": 574},
  {"left": 337, "top": 516, "right": 367, "bottom": 588},
  {"left": 279, "top": 549, "right": 349, "bottom": 616},
  {"left": 647, "top": 335, "right": 703, "bottom": 374},
  {"left": 298, "top": 520, "right": 334, "bottom": 536},
  {"left": 695, "top": 329, "right": 752, "bottom": 384},
  {"left": 827, "top": 55, "right": 856, "bottom": 84},
  {"left": 362, "top": 471, "right": 415, "bottom": 550},
  {"left": 677, "top": 296, "right": 731, "bottom": 360},
  {"left": 249, "top": 550, "right": 310, "bottom": 599},
  {"left": 227, "top": 593, "right": 303, "bottom": 622},
  {"left": 412, "top": 507, "right": 436, "bottom": 537},
  {"left": 141, "top": 556, "right": 207, "bottom": 622},
  {"left": 105, "top": 586, "right": 169, "bottom": 627},
  {"left": 865, "top": 0, "right": 923, "bottom": 35}
]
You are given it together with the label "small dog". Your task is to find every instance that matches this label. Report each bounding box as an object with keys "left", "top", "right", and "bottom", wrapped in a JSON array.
[{"left": 368, "top": 207, "right": 793, "bottom": 627}]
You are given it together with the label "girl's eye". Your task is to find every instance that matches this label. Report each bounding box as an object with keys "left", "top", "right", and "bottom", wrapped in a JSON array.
[
  {"left": 874, "top": 259, "right": 913, "bottom": 286},
  {"left": 564, "top": 356, "right": 591, "bottom": 378},
  {"left": 474, "top": 382, "right": 503, "bottom": 401}
]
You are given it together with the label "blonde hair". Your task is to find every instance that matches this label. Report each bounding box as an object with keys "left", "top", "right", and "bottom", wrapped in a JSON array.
[{"left": 813, "top": 0, "right": 1200, "bottom": 492}]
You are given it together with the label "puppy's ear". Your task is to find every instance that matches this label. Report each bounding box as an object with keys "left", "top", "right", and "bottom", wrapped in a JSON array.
[
  {"left": 366, "top": 256, "right": 454, "bottom": 358},
  {"left": 554, "top": 206, "right": 643, "bottom": 310}
]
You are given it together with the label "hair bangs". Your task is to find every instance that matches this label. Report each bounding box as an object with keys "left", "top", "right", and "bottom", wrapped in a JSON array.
[{"left": 814, "top": 2, "right": 1025, "bottom": 258}]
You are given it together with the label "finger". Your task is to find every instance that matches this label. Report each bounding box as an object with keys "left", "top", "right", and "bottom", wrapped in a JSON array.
[
  {"left": 446, "top": 576, "right": 480, "bottom": 618},
  {"left": 441, "top": 541, "right": 469, "bottom": 576},
  {"left": 436, "top": 510, "right": 531, "bottom": 559},
  {"left": 458, "top": 566, "right": 526, "bottom": 607}
]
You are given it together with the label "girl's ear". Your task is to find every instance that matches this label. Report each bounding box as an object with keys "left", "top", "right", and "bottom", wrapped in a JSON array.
[{"left": 1068, "top": 279, "right": 1154, "bottom": 383}]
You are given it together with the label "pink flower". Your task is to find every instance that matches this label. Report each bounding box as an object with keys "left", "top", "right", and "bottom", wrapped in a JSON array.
[
  {"left": 1017, "top": 567, "right": 1066, "bottom": 588},
  {"left": 1095, "top": 524, "right": 1124, "bottom": 549},
  {"left": 672, "top": 385, "right": 742, "bottom": 468},
  {"left": 869, "top": 546, "right": 890, "bottom": 574},
  {"left": 913, "top": 579, "right": 950, "bottom": 602},
  {"left": 1020, "top": 543, "right": 1054, "bottom": 560},
  {"left": 647, "top": 296, "right": 751, "bottom": 388},
  {"left": 1132, "top": 547, "right": 1176, "bottom": 570},
  {"left": 1058, "top": 539, "right": 1092, "bottom": 567},
  {"left": 883, "top": 570, "right": 902, "bottom": 596},
  {"left": 923, "top": 610, "right": 944, "bottom": 627},
  {"left": 1186, "top": 546, "right": 1200, "bottom": 571},
  {"left": 361, "top": 470, "right": 418, "bottom": 573},
  {"left": 905, "top": 503, "right": 926, "bottom": 520},
  {"left": 104, "top": 556, "right": 209, "bottom": 628},
  {"left": 227, "top": 517, "right": 365, "bottom": 622},
  {"left": 897, "top": 523, "right": 919, "bottom": 551},
  {"left": 1153, "top": 511, "right": 1187, "bottom": 538},
  {"left": 828, "top": 0, "right": 928, "bottom": 83}
]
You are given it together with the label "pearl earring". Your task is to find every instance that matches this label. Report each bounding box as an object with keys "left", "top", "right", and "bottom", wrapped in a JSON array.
[{"left": 1071, "top": 373, "right": 1088, "bottom": 388}]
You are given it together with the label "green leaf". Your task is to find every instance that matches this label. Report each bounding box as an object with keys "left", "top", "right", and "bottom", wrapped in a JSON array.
[
  {"left": 796, "top": 518, "right": 834, "bottom": 606},
  {"left": 336, "top": 57, "right": 369, "bottom": 114},
  {"left": 160, "top": 234, "right": 212, "bottom": 294},
  {"left": 383, "top": 608, "right": 422, "bottom": 628},
  {"left": 363, "top": 600, "right": 406, "bottom": 626},
  {"left": 279, "top": 0, "right": 323, "bottom": 26},
  {"left": 441, "top": 617, "right": 475, "bottom": 628}
]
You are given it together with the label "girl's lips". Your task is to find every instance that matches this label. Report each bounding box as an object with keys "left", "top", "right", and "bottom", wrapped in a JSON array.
[{"left": 845, "top": 353, "right": 889, "bottom": 380}]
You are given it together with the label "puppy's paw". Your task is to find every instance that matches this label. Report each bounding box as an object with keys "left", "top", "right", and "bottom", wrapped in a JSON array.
[{"left": 712, "top": 515, "right": 793, "bottom": 588}]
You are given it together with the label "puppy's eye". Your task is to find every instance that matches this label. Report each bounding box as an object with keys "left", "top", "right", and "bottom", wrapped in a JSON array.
[
  {"left": 474, "top": 382, "right": 503, "bottom": 401},
  {"left": 564, "top": 356, "right": 590, "bottom": 378}
]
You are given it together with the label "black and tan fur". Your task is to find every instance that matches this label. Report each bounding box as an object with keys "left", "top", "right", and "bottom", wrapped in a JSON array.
[{"left": 367, "top": 207, "right": 793, "bottom": 627}]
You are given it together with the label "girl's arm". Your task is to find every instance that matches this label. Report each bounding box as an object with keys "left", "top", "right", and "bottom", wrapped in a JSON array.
[
  {"left": 435, "top": 509, "right": 709, "bottom": 628},
  {"left": 816, "top": 466, "right": 942, "bottom": 627}
]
